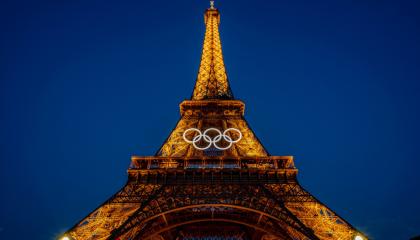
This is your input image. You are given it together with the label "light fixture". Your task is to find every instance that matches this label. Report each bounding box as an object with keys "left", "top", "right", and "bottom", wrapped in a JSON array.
[
  {"left": 354, "top": 235, "right": 363, "bottom": 240},
  {"left": 61, "top": 236, "right": 70, "bottom": 240}
]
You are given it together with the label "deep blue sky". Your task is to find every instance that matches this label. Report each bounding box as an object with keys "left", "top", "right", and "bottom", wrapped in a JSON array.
[{"left": 1, "top": 0, "right": 419, "bottom": 239}]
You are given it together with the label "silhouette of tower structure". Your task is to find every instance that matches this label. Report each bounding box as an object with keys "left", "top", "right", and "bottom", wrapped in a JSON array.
[{"left": 61, "top": 3, "right": 367, "bottom": 240}]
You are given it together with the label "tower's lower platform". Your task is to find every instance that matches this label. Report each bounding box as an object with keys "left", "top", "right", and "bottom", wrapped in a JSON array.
[{"left": 63, "top": 156, "right": 364, "bottom": 240}]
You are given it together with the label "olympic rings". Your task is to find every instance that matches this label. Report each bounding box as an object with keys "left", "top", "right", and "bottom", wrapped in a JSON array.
[{"left": 182, "top": 127, "right": 242, "bottom": 150}]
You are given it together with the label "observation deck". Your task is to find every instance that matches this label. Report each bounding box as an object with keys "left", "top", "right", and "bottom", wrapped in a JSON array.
[{"left": 128, "top": 156, "right": 298, "bottom": 184}]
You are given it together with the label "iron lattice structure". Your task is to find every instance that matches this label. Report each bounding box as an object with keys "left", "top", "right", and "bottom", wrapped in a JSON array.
[{"left": 62, "top": 4, "right": 367, "bottom": 240}]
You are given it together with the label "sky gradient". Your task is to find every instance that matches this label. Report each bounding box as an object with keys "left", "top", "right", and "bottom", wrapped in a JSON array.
[{"left": 1, "top": 0, "right": 420, "bottom": 239}]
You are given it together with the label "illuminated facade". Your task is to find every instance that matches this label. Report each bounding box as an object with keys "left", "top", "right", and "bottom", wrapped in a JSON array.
[{"left": 61, "top": 3, "right": 367, "bottom": 240}]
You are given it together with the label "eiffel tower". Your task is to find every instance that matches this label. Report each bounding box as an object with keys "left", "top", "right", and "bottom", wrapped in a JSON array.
[{"left": 60, "top": 2, "right": 367, "bottom": 240}]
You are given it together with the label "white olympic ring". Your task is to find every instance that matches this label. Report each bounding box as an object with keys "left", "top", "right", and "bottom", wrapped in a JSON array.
[{"left": 182, "top": 127, "right": 242, "bottom": 150}]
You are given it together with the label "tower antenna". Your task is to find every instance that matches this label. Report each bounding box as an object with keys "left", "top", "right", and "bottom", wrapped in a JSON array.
[{"left": 210, "top": 0, "right": 215, "bottom": 9}]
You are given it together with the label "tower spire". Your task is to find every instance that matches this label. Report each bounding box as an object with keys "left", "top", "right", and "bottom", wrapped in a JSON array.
[
  {"left": 191, "top": 2, "right": 233, "bottom": 100},
  {"left": 210, "top": 1, "right": 215, "bottom": 9}
]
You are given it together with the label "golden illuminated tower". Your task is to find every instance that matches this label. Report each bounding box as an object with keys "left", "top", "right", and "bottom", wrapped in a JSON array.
[{"left": 60, "top": 3, "right": 367, "bottom": 240}]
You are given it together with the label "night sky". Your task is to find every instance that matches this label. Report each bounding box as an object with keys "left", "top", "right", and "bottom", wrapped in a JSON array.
[{"left": 1, "top": 0, "right": 420, "bottom": 239}]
